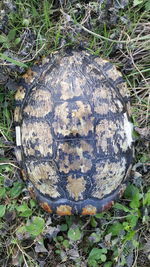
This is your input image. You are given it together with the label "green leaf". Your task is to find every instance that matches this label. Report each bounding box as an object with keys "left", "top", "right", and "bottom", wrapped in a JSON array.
[
  {"left": 126, "top": 214, "right": 139, "bottom": 228},
  {"left": 124, "top": 230, "right": 135, "bottom": 242},
  {"left": 124, "top": 184, "right": 140, "bottom": 209},
  {"left": 65, "top": 216, "right": 73, "bottom": 227},
  {"left": 107, "top": 222, "right": 123, "bottom": 236},
  {"left": 101, "top": 254, "right": 107, "bottom": 262},
  {"left": 15, "top": 38, "right": 21, "bottom": 45},
  {"left": 133, "top": 0, "right": 143, "bottom": 6},
  {"left": 55, "top": 249, "right": 61, "bottom": 254},
  {"left": 0, "top": 35, "right": 8, "bottom": 43},
  {"left": 67, "top": 226, "right": 81, "bottom": 241},
  {"left": 16, "top": 203, "right": 32, "bottom": 217},
  {"left": 20, "top": 210, "right": 32, "bottom": 217},
  {"left": 140, "top": 154, "right": 149, "bottom": 163},
  {"left": 17, "top": 225, "right": 26, "bottom": 234},
  {"left": 62, "top": 239, "right": 69, "bottom": 248},
  {"left": 88, "top": 248, "right": 101, "bottom": 260},
  {"left": 90, "top": 217, "right": 97, "bottom": 227},
  {"left": 22, "top": 19, "right": 30, "bottom": 27},
  {"left": 89, "top": 233, "right": 101, "bottom": 243},
  {"left": 88, "top": 259, "right": 97, "bottom": 267},
  {"left": 7, "top": 29, "right": 16, "bottom": 41},
  {"left": 0, "top": 53, "right": 28, "bottom": 68},
  {"left": 0, "top": 188, "right": 6, "bottom": 198},
  {"left": 143, "top": 189, "right": 150, "bottom": 206},
  {"left": 130, "top": 195, "right": 140, "bottom": 209},
  {"left": 104, "top": 262, "right": 112, "bottom": 267},
  {"left": 60, "top": 224, "right": 68, "bottom": 231},
  {"left": 31, "top": 5, "right": 39, "bottom": 17},
  {"left": 3, "top": 108, "right": 10, "bottom": 122},
  {"left": 57, "top": 236, "right": 63, "bottom": 242},
  {"left": 0, "top": 205, "right": 6, "bottom": 217},
  {"left": 16, "top": 203, "right": 29, "bottom": 212},
  {"left": 95, "top": 212, "right": 105, "bottom": 219},
  {"left": 43, "top": 0, "right": 51, "bottom": 29},
  {"left": 25, "top": 217, "right": 45, "bottom": 237},
  {"left": 113, "top": 203, "right": 130, "bottom": 212},
  {"left": 123, "top": 221, "right": 130, "bottom": 231},
  {"left": 145, "top": 1, "right": 150, "bottom": 10},
  {"left": 30, "top": 199, "right": 36, "bottom": 208},
  {"left": 132, "top": 240, "right": 139, "bottom": 248},
  {"left": 101, "top": 248, "right": 107, "bottom": 254},
  {"left": 10, "top": 182, "right": 23, "bottom": 198}
]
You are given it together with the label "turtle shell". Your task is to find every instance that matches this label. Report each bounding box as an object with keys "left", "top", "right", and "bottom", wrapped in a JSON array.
[{"left": 14, "top": 49, "right": 134, "bottom": 215}]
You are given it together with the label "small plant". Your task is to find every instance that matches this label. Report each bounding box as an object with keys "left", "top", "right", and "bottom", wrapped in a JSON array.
[
  {"left": 87, "top": 248, "right": 107, "bottom": 266},
  {"left": 17, "top": 216, "right": 45, "bottom": 238},
  {"left": 67, "top": 225, "right": 82, "bottom": 241}
]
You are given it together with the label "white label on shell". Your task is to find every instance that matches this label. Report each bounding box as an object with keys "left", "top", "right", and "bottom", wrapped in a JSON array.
[
  {"left": 123, "top": 113, "right": 133, "bottom": 147},
  {"left": 15, "top": 126, "right": 21, "bottom": 146}
]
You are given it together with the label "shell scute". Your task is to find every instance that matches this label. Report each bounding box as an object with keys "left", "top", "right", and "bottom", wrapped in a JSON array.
[
  {"left": 55, "top": 139, "right": 94, "bottom": 174},
  {"left": 26, "top": 161, "right": 60, "bottom": 198},
  {"left": 92, "top": 157, "right": 127, "bottom": 199},
  {"left": 52, "top": 100, "right": 94, "bottom": 138},
  {"left": 23, "top": 88, "right": 53, "bottom": 118},
  {"left": 21, "top": 121, "right": 53, "bottom": 158}
]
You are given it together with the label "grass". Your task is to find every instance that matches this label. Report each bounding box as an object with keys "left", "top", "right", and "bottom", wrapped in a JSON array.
[{"left": 0, "top": 0, "right": 150, "bottom": 266}]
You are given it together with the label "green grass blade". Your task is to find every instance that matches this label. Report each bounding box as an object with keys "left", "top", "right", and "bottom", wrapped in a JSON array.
[{"left": 0, "top": 53, "right": 28, "bottom": 68}]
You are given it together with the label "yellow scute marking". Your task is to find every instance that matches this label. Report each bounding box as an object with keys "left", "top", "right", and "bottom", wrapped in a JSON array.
[
  {"left": 24, "top": 89, "right": 52, "bottom": 117},
  {"left": 94, "top": 57, "right": 109, "bottom": 66},
  {"left": 21, "top": 121, "right": 53, "bottom": 157},
  {"left": 53, "top": 102, "right": 69, "bottom": 136},
  {"left": 57, "top": 140, "right": 93, "bottom": 173},
  {"left": 94, "top": 102, "right": 110, "bottom": 115},
  {"left": 66, "top": 175, "right": 86, "bottom": 201},
  {"left": 56, "top": 205, "right": 72, "bottom": 215},
  {"left": 117, "top": 82, "right": 130, "bottom": 98},
  {"left": 82, "top": 205, "right": 97, "bottom": 215},
  {"left": 96, "top": 119, "right": 118, "bottom": 154},
  {"left": 15, "top": 86, "right": 26, "bottom": 101},
  {"left": 26, "top": 161, "right": 60, "bottom": 198},
  {"left": 59, "top": 76, "right": 84, "bottom": 100},
  {"left": 95, "top": 118, "right": 130, "bottom": 155},
  {"left": 92, "top": 82, "right": 123, "bottom": 115},
  {"left": 14, "top": 106, "right": 22, "bottom": 123},
  {"left": 40, "top": 202, "right": 52, "bottom": 213},
  {"left": 22, "top": 68, "right": 37, "bottom": 83},
  {"left": 92, "top": 158, "right": 126, "bottom": 199},
  {"left": 105, "top": 65, "right": 121, "bottom": 81},
  {"left": 53, "top": 101, "right": 94, "bottom": 137}
]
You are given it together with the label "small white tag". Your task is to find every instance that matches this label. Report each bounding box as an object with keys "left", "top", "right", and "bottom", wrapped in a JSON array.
[
  {"left": 123, "top": 113, "right": 133, "bottom": 147},
  {"left": 15, "top": 126, "right": 21, "bottom": 146}
]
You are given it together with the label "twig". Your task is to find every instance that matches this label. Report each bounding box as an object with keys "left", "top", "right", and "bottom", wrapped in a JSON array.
[
  {"left": 0, "top": 162, "right": 20, "bottom": 169},
  {"left": 0, "top": 129, "right": 8, "bottom": 141},
  {"left": 81, "top": 217, "right": 91, "bottom": 230},
  {"left": 77, "top": 23, "right": 150, "bottom": 44},
  {"left": 21, "top": 43, "right": 46, "bottom": 63}
]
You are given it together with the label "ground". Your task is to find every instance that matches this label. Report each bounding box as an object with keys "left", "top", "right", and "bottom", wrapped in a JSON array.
[{"left": 0, "top": 0, "right": 150, "bottom": 266}]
